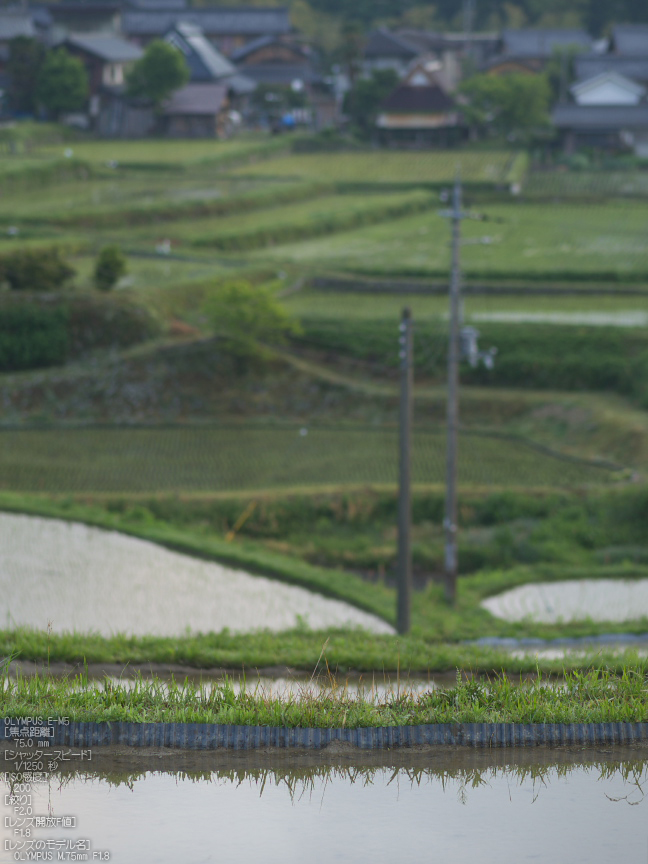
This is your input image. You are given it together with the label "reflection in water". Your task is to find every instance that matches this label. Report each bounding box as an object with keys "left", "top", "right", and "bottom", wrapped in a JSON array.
[{"left": 1, "top": 756, "right": 647, "bottom": 863}]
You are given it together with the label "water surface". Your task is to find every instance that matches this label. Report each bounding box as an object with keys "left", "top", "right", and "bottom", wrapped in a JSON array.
[{"left": 2, "top": 753, "right": 646, "bottom": 863}]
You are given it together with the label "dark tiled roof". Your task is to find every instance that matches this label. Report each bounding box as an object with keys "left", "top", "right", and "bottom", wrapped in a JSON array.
[
  {"left": 48, "top": 3, "right": 120, "bottom": 14},
  {"left": 575, "top": 54, "right": 648, "bottom": 84},
  {"left": 393, "top": 28, "right": 451, "bottom": 53},
  {"left": 229, "top": 34, "right": 273, "bottom": 61},
  {"left": 502, "top": 28, "right": 592, "bottom": 57},
  {"left": 225, "top": 72, "right": 256, "bottom": 95},
  {"left": 553, "top": 103, "right": 648, "bottom": 129},
  {"left": 123, "top": 7, "right": 290, "bottom": 37},
  {"left": 65, "top": 33, "right": 143, "bottom": 62},
  {"left": 128, "top": 0, "right": 187, "bottom": 8},
  {"left": 165, "top": 23, "right": 255, "bottom": 92},
  {"left": 164, "top": 82, "right": 227, "bottom": 114},
  {"left": 237, "top": 62, "right": 319, "bottom": 86},
  {"left": 364, "top": 28, "right": 419, "bottom": 59},
  {"left": 380, "top": 84, "right": 455, "bottom": 113},
  {"left": 229, "top": 34, "right": 309, "bottom": 62},
  {"left": 167, "top": 21, "right": 236, "bottom": 79},
  {"left": 611, "top": 24, "right": 648, "bottom": 55},
  {"left": 483, "top": 55, "right": 543, "bottom": 72}
]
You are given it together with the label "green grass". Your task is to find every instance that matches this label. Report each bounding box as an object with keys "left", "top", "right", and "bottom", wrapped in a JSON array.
[
  {"left": 101, "top": 485, "right": 648, "bottom": 581},
  {"left": 525, "top": 169, "right": 648, "bottom": 199},
  {"left": 38, "top": 134, "right": 294, "bottom": 168},
  {"left": 233, "top": 150, "right": 518, "bottom": 186},
  {"left": 0, "top": 426, "right": 619, "bottom": 494},
  {"left": 293, "top": 319, "right": 648, "bottom": 406},
  {"left": 2, "top": 667, "right": 647, "bottom": 725}
]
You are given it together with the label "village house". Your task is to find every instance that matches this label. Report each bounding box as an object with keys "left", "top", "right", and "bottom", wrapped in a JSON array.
[
  {"left": 486, "top": 27, "right": 594, "bottom": 76},
  {"left": 63, "top": 32, "right": 142, "bottom": 95},
  {"left": 230, "top": 35, "right": 319, "bottom": 90},
  {"left": 163, "top": 81, "right": 229, "bottom": 137},
  {"left": 554, "top": 24, "right": 648, "bottom": 156},
  {"left": 375, "top": 59, "right": 462, "bottom": 147},
  {"left": 164, "top": 21, "right": 255, "bottom": 97},
  {"left": 362, "top": 27, "right": 499, "bottom": 92}
]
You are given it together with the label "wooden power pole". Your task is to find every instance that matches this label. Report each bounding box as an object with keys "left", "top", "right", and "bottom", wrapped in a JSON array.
[
  {"left": 397, "top": 307, "right": 413, "bottom": 634},
  {"left": 442, "top": 175, "right": 466, "bottom": 605}
]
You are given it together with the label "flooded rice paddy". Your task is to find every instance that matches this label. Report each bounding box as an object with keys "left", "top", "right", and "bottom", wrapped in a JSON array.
[
  {"left": 1, "top": 749, "right": 646, "bottom": 863},
  {"left": 482, "top": 578, "right": 648, "bottom": 624},
  {"left": 0, "top": 513, "right": 393, "bottom": 636},
  {"left": 468, "top": 310, "right": 648, "bottom": 327}
]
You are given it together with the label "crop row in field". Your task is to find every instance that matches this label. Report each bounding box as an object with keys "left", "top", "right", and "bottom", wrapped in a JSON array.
[{"left": 0, "top": 426, "right": 618, "bottom": 494}]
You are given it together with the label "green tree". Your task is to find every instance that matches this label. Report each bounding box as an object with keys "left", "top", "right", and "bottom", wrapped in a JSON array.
[
  {"left": 126, "top": 40, "right": 189, "bottom": 108},
  {"left": 343, "top": 68, "right": 399, "bottom": 138},
  {"left": 35, "top": 49, "right": 88, "bottom": 119},
  {"left": 203, "top": 281, "right": 300, "bottom": 362},
  {"left": 7, "top": 37, "right": 45, "bottom": 115},
  {"left": 94, "top": 246, "right": 127, "bottom": 292},
  {"left": 0, "top": 248, "right": 75, "bottom": 292},
  {"left": 545, "top": 45, "right": 585, "bottom": 101},
  {"left": 459, "top": 73, "right": 551, "bottom": 140}
]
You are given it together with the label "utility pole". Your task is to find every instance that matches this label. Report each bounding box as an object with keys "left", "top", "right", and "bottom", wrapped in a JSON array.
[
  {"left": 397, "top": 307, "right": 413, "bottom": 634},
  {"left": 442, "top": 175, "right": 466, "bottom": 605},
  {"left": 463, "top": 0, "right": 475, "bottom": 34}
]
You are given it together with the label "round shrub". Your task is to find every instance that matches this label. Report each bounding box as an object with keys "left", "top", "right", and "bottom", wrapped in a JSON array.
[{"left": 94, "top": 245, "right": 127, "bottom": 292}]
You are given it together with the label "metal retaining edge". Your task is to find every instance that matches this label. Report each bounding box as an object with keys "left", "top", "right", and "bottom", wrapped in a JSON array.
[{"left": 2, "top": 722, "right": 648, "bottom": 750}]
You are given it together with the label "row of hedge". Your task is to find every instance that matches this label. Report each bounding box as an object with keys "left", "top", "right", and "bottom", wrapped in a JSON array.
[
  {"left": 344, "top": 265, "right": 648, "bottom": 284},
  {"left": 0, "top": 306, "right": 69, "bottom": 371},
  {"left": 310, "top": 275, "right": 648, "bottom": 295},
  {"left": 192, "top": 194, "right": 437, "bottom": 252},
  {"left": 96, "top": 486, "right": 648, "bottom": 576},
  {"left": 0, "top": 158, "right": 92, "bottom": 195},
  {"left": 294, "top": 318, "right": 648, "bottom": 405},
  {"left": 0, "top": 294, "right": 159, "bottom": 372}
]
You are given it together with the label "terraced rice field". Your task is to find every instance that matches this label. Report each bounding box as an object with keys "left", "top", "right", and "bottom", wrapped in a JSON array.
[
  {"left": 111, "top": 190, "right": 434, "bottom": 251},
  {"left": 0, "top": 427, "right": 619, "bottom": 494},
  {"left": 254, "top": 201, "right": 648, "bottom": 279},
  {"left": 234, "top": 150, "right": 520, "bottom": 185}
]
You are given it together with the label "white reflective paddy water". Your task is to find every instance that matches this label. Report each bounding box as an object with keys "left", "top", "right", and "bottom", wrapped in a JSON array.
[
  {"left": 468, "top": 310, "right": 648, "bottom": 326},
  {"left": 0, "top": 513, "right": 393, "bottom": 636},
  {"left": 482, "top": 579, "right": 648, "bottom": 624},
  {"left": 1, "top": 762, "right": 646, "bottom": 864}
]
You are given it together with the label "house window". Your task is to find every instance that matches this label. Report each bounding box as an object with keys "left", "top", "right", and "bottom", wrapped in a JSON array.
[{"left": 103, "top": 64, "right": 124, "bottom": 86}]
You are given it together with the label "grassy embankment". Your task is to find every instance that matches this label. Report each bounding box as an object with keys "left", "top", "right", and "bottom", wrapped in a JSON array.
[
  {"left": 2, "top": 666, "right": 647, "bottom": 725},
  {"left": 2, "top": 484, "right": 648, "bottom": 674}
]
